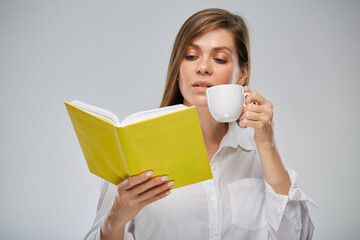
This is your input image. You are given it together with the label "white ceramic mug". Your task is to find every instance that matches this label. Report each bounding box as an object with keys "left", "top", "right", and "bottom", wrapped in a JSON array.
[{"left": 206, "top": 84, "right": 249, "bottom": 122}]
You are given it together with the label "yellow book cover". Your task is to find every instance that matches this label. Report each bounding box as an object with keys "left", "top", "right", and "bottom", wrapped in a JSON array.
[{"left": 65, "top": 100, "right": 212, "bottom": 189}]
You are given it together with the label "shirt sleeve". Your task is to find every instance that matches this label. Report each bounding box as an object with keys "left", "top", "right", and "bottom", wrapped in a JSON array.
[
  {"left": 83, "top": 179, "right": 135, "bottom": 240},
  {"left": 264, "top": 169, "right": 318, "bottom": 240}
]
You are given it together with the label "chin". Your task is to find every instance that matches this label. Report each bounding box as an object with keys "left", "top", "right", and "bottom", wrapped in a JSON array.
[
  {"left": 192, "top": 97, "right": 209, "bottom": 108},
  {"left": 183, "top": 95, "right": 208, "bottom": 108}
]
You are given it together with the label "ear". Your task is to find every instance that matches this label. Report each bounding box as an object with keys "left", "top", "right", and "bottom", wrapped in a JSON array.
[{"left": 236, "top": 64, "right": 248, "bottom": 86}]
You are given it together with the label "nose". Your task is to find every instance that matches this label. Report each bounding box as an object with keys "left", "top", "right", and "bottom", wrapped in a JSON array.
[{"left": 196, "top": 58, "right": 212, "bottom": 75}]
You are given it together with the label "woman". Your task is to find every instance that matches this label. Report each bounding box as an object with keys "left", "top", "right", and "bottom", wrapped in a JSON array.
[{"left": 85, "top": 8, "right": 316, "bottom": 240}]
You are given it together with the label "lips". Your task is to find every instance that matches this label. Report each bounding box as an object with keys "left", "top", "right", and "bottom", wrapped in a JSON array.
[{"left": 192, "top": 81, "right": 213, "bottom": 88}]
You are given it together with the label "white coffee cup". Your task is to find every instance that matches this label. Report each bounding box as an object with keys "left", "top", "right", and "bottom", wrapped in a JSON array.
[{"left": 206, "top": 84, "right": 249, "bottom": 122}]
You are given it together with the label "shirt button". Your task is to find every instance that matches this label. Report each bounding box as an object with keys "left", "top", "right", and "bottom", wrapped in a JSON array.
[
  {"left": 211, "top": 195, "right": 217, "bottom": 201},
  {"left": 211, "top": 166, "right": 216, "bottom": 172}
]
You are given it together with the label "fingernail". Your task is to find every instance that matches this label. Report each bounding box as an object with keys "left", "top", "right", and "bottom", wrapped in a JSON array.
[
  {"left": 167, "top": 181, "right": 174, "bottom": 187},
  {"left": 165, "top": 190, "right": 171, "bottom": 196},
  {"left": 160, "top": 175, "right": 168, "bottom": 182},
  {"left": 146, "top": 171, "right": 153, "bottom": 177}
]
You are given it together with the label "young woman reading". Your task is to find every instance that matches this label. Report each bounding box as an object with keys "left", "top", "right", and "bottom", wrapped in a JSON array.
[{"left": 84, "top": 8, "right": 316, "bottom": 240}]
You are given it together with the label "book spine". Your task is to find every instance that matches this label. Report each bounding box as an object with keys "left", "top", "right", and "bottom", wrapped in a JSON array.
[{"left": 116, "top": 127, "right": 141, "bottom": 176}]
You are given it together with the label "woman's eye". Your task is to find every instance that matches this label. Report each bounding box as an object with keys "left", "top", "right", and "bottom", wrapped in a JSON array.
[
  {"left": 215, "top": 58, "right": 227, "bottom": 64},
  {"left": 185, "top": 55, "right": 197, "bottom": 60}
]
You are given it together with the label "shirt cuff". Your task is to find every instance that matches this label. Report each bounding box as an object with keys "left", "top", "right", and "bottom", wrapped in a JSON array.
[
  {"left": 85, "top": 226, "right": 101, "bottom": 240},
  {"left": 264, "top": 169, "right": 318, "bottom": 231},
  {"left": 87, "top": 222, "right": 134, "bottom": 240}
]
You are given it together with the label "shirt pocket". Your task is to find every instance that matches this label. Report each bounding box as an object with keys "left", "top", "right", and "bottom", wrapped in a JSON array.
[{"left": 227, "top": 178, "right": 267, "bottom": 231}]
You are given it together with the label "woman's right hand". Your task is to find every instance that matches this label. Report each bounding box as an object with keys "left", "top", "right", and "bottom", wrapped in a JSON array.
[{"left": 100, "top": 171, "right": 174, "bottom": 240}]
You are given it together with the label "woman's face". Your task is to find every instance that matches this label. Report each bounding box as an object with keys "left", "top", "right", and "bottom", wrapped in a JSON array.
[{"left": 179, "top": 28, "right": 246, "bottom": 107}]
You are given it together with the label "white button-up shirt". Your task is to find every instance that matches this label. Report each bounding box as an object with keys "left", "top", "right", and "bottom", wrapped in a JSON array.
[{"left": 84, "top": 122, "right": 317, "bottom": 240}]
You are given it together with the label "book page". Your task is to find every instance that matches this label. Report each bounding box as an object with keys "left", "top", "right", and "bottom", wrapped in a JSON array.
[
  {"left": 70, "top": 100, "right": 121, "bottom": 126},
  {"left": 120, "top": 104, "right": 187, "bottom": 127}
]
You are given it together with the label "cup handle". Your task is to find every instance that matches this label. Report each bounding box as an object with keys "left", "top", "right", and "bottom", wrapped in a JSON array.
[{"left": 243, "top": 92, "right": 250, "bottom": 106}]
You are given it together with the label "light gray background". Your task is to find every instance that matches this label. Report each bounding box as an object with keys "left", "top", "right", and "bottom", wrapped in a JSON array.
[{"left": 1, "top": 0, "right": 359, "bottom": 239}]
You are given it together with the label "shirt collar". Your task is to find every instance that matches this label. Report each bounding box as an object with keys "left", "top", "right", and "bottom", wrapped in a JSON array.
[{"left": 218, "top": 122, "right": 256, "bottom": 151}]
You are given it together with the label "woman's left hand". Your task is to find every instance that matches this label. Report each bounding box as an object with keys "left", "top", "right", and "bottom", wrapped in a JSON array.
[
  {"left": 238, "top": 86, "right": 274, "bottom": 146},
  {"left": 239, "top": 86, "right": 291, "bottom": 195}
]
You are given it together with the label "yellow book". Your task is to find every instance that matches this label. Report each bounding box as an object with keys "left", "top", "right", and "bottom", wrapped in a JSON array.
[{"left": 65, "top": 100, "right": 212, "bottom": 189}]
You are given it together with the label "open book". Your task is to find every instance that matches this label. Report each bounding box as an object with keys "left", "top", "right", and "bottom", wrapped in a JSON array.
[{"left": 65, "top": 100, "right": 212, "bottom": 189}]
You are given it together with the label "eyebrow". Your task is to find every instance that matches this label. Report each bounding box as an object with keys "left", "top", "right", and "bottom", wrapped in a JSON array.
[{"left": 188, "top": 43, "right": 233, "bottom": 53}]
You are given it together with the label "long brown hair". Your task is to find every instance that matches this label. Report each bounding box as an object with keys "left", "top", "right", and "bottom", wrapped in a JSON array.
[{"left": 160, "top": 8, "right": 251, "bottom": 107}]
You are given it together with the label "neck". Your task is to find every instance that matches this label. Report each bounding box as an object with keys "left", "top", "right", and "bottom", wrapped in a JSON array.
[{"left": 195, "top": 106, "right": 228, "bottom": 160}]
